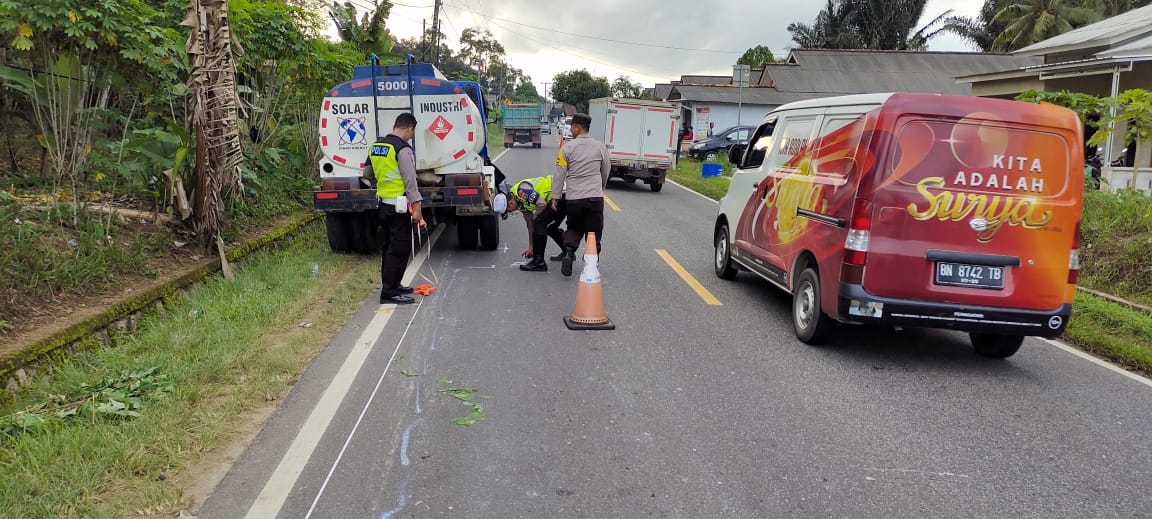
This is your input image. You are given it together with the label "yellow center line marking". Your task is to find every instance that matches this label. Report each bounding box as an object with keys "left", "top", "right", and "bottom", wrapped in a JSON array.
[
  {"left": 604, "top": 195, "right": 621, "bottom": 212},
  {"left": 655, "top": 249, "right": 723, "bottom": 306}
]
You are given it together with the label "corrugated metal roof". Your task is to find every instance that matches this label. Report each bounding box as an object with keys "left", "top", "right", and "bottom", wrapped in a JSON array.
[
  {"left": 680, "top": 75, "right": 731, "bottom": 85},
  {"left": 763, "top": 50, "right": 1041, "bottom": 95},
  {"left": 1101, "top": 33, "right": 1152, "bottom": 56},
  {"left": 671, "top": 85, "right": 824, "bottom": 105},
  {"left": 1015, "top": 4, "right": 1152, "bottom": 55},
  {"left": 653, "top": 84, "right": 674, "bottom": 100}
]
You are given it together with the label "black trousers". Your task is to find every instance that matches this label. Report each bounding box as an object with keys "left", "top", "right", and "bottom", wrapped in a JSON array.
[
  {"left": 562, "top": 197, "right": 604, "bottom": 254},
  {"left": 378, "top": 203, "right": 413, "bottom": 296},
  {"left": 533, "top": 198, "right": 566, "bottom": 255}
]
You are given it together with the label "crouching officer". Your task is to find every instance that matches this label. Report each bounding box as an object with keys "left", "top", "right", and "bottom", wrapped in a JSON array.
[{"left": 506, "top": 175, "right": 566, "bottom": 272}]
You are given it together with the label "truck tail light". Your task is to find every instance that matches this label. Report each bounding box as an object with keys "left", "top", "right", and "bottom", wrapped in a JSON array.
[
  {"left": 315, "top": 192, "right": 339, "bottom": 200},
  {"left": 1068, "top": 220, "right": 1081, "bottom": 284}
]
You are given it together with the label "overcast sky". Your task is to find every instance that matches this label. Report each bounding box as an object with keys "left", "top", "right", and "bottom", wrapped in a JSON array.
[{"left": 335, "top": 0, "right": 985, "bottom": 93}]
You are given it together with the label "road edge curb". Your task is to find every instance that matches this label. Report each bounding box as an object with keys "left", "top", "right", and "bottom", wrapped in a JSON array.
[{"left": 1, "top": 211, "right": 323, "bottom": 389}]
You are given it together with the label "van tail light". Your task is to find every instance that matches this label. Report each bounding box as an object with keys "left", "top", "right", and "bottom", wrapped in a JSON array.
[
  {"left": 843, "top": 198, "right": 873, "bottom": 266},
  {"left": 1068, "top": 220, "right": 1081, "bottom": 284},
  {"left": 841, "top": 198, "right": 873, "bottom": 285}
]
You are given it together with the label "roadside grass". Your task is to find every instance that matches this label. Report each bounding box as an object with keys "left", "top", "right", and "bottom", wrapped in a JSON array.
[
  {"left": 1079, "top": 189, "right": 1152, "bottom": 308},
  {"left": 0, "top": 224, "right": 379, "bottom": 518},
  {"left": 668, "top": 156, "right": 734, "bottom": 200},
  {"left": 1064, "top": 291, "right": 1152, "bottom": 376},
  {"left": 487, "top": 120, "right": 505, "bottom": 153},
  {"left": 0, "top": 202, "right": 173, "bottom": 325}
]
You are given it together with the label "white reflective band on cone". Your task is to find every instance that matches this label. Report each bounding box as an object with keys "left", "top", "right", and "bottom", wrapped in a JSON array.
[{"left": 580, "top": 255, "right": 601, "bottom": 284}]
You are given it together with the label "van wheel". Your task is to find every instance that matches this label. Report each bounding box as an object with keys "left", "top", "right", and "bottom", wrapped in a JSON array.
[
  {"left": 456, "top": 216, "right": 479, "bottom": 250},
  {"left": 714, "top": 225, "right": 738, "bottom": 280},
  {"left": 793, "top": 268, "right": 833, "bottom": 344},
  {"left": 969, "top": 333, "right": 1024, "bottom": 358}
]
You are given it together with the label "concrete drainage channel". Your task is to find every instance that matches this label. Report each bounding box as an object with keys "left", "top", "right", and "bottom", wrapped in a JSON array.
[{"left": 1, "top": 212, "right": 324, "bottom": 391}]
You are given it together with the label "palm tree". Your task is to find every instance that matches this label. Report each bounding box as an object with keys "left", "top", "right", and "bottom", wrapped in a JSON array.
[
  {"left": 185, "top": 0, "right": 244, "bottom": 248},
  {"left": 945, "top": 0, "right": 1009, "bottom": 51},
  {"left": 787, "top": 0, "right": 951, "bottom": 50},
  {"left": 329, "top": 1, "right": 393, "bottom": 58},
  {"left": 992, "top": 0, "right": 1102, "bottom": 51},
  {"left": 1085, "top": 0, "right": 1152, "bottom": 17}
]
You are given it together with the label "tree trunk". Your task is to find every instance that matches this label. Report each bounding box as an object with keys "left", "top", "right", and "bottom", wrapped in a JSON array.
[{"left": 183, "top": 0, "right": 245, "bottom": 250}]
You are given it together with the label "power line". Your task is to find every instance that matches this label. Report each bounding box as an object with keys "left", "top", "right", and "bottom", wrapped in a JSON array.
[
  {"left": 444, "top": 2, "right": 743, "bottom": 54},
  {"left": 475, "top": 13, "right": 666, "bottom": 81}
]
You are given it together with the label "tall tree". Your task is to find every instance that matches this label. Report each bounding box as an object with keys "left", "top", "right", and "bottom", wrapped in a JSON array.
[
  {"left": 1086, "top": 0, "right": 1152, "bottom": 16},
  {"left": 737, "top": 45, "right": 776, "bottom": 68},
  {"left": 944, "top": 0, "right": 1009, "bottom": 51},
  {"left": 610, "top": 75, "right": 644, "bottom": 98},
  {"left": 551, "top": 69, "right": 611, "bottom": 113},
  {"left": 992, "top": 0, "right": 1101, "bottom": 51},
  {"left": 511, "top": 81, "right": 540, "bottom": 103},
  {"left": 329, "top": 1, "right": 393, "bottom": 58},
  {"left": 184, "top": 0, "right": 244, "bottom": 248},
  {"left": 787, "top": 0, "right": 952, "bottom": 50}
]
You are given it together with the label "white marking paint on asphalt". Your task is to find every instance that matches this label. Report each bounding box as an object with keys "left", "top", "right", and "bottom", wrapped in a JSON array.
[
  {"left": 243, "top": 225, "right": 444, "bottom": 519},
  {"left": 865, "top": 468, "right": 971, "bottom": 479},
  {"left": 492, "top": 148, "right": 510, "bottom": 163},
  {"left": 378, "top": 480, "right": 408, "bottom": 519},
  {"left": 667, "top": 178, "right": 720, "bottom": 204},
  {"left": 468, "top": 265, "right": 496, "bottom": 269},
  {"left": 1044, "top": 338, "right": 1152, "bottom": 389},
  {"left": 399, "top": 422, "right": 416, "bottom": 466},
  {"left": 302, "top": 284, "right": 430, "bottom": 518}
]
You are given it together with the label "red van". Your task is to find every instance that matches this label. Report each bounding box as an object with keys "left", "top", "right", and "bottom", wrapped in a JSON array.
[{"left": 713, "top": 93, "right": 1084, "bottom": 358}]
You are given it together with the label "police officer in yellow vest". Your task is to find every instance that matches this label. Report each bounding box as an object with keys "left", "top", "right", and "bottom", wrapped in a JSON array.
[
  {"left": 362, "top": 113, "right": 423, "bottom": 304},
  {"left": 506, "top": 174, "right": 567, "bottom": 272}
]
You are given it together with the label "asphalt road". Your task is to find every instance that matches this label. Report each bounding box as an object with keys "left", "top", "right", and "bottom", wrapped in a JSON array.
[{"left": 200, "top": 136, "right": 1152, "bottom": 519}]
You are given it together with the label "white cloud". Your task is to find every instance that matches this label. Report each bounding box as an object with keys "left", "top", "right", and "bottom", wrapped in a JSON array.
[{"left": 335, "top": 0, "right": 986, "bottom": 93}]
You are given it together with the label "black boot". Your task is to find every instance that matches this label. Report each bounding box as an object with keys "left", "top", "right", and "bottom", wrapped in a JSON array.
[
  {"left": 520, "top": 258, "right": 548, "bottom": 271},
  {"left": 561, "top": 246, "right": 576, "bottom": 277},
  {"left": 521, "top": 234, "right": 549, "bottom": 272},
  {"left": 550, "top": 253, "right": 565, "bottom": 262}
]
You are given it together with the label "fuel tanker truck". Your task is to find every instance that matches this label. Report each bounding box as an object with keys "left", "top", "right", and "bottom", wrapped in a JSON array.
[{"left": 313, "top": 58, "right": 504, "bottom": 252}]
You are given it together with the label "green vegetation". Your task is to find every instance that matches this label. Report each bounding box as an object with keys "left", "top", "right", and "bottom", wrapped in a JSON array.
[
  {"left": 791, "top": 0, "right": 1151, "bottom": 53},
  {"left": 1065, "top": 292, "right": 1152, "bottom": 376},
  {"left": 1080, "top": 189, "right": 1152, "bottom": 307},
  {"left": 668, "top": 157, "right": 734, "bottom": 201},
  {"left": 0, "top": 225, "right": 379, "bottom": 517},
  {"left": 551, "top": 69, "right": 612, "bottom": 113}
]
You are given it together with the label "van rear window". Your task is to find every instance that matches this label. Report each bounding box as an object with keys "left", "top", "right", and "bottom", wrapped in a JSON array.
[{"left": 892, "top": 118, "right": 1070, "bottom": 199}]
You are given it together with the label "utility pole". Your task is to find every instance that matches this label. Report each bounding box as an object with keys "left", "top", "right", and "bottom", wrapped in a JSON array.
[
  {"left": 431, "top": 0, "right": 442, "bottom": 65},
  {"left": 420, "top": 19, "right": 426, "bottom": 61},
  {"left": 541, "top": 81, "right": 551, "bottom": 102}
]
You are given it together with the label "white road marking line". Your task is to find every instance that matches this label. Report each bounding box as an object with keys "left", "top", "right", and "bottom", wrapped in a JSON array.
[
  {"left": 492, "top": 148, "right": 509, "bottom": 163},
  {"left": 1043, "top": 338, "right": 1152, "bottom": 389},
  {"left": 666, "top": 178, "right": 720, "bottom": 204},
  {"left": 243, "top": 225, "right": 444, "bottom": 519}
]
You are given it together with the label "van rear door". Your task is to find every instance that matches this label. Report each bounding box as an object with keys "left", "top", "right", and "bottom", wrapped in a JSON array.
[{"left": 862, "top": 109, "right": 1080, "bottom": 312}]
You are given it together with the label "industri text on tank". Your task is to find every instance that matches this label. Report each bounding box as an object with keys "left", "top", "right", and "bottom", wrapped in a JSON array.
[{"left": 313, "top": 55, "right": 504, "bottom": 252}]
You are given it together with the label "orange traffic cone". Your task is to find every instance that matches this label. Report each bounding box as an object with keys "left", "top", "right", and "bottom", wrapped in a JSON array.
[{"left": 564, "top": 232, "right": 615, "bottom": 330}]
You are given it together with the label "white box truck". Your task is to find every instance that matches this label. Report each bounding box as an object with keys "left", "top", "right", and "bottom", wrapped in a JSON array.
[{"left": 587, "top": 97, "right": 679, "bottom": 192}]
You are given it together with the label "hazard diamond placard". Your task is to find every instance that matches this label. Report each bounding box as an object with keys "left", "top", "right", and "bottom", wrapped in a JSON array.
[{"left": 430, "top": 115, "right": 453, "bottom": 140}]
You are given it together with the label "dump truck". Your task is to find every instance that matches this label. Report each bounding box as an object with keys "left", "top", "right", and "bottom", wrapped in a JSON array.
[
  {"left": 313, "top": 59, "right": 503, "bottom": 252},
  {"left": 587, "top": 97, "right": 679, "bottom": 192},
  {"left": 502, "top": 102, "right": 542, "bottom": 148}
]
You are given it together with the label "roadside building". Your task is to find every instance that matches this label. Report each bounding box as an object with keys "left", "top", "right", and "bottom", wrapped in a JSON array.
[{"left": 666, "top": 49, "right": 1038, "bottom": 141}]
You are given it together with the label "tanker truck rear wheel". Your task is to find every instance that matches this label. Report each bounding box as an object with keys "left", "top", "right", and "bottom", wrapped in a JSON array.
[
  {"left": 325, "top": 213, "right": 352, "bottom": 253},
  {"left": 456, "top": 216, "right": 479, "bottom": 250},
  {"left": 478, "top": 214, "right": 500, "bottom": 250}
]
